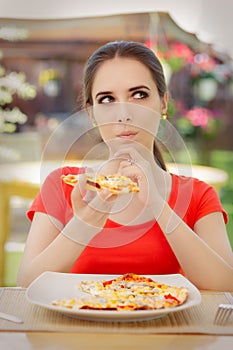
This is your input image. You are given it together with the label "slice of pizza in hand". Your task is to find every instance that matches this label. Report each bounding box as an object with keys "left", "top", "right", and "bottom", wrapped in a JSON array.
[{"left": 61, "top": 173, "right": 139, "bottom": 194}]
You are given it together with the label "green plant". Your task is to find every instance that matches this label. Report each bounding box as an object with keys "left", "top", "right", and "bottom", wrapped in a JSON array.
[{"left": 210, "top": 150, "right": 233, "bottom": 249}]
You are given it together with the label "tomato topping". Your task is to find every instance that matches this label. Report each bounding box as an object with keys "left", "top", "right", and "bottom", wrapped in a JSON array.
[
  {"left": 164, "top": 293, "right": 180, "bottom": 303},
  {"left": 103, "top": 279, "right": 114, "bottom": 287},
  {"left": 86, "top": 180, "right": 101, "bottom": 189}
]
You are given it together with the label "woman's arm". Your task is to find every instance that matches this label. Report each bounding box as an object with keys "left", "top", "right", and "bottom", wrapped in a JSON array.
[
  {"left": 157, "top": 204, "right": 233, "bottom": 291},
  {"left": 115, "top": 146, "right": 233, "bottom": 291},
  {"left": 17, "top": 212, "right": 101, "bottom": 287},
  {"left": 17, "top": 182, "right": 116, "bottom": 288},
  {"left": 17, "top": 213, "right": 79, "bottom": 287}
]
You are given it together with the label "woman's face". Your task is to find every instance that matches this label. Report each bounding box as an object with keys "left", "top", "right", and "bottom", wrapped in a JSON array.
[{"left": 90, "top": 57, "right": 168, "bottom": 151}]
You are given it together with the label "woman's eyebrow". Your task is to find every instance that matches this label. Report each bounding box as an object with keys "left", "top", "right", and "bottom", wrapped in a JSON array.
[
  {"left": 129, "top": 85, "right": 150, "bottom": 92},
  {"left": 95, "top": 91, "right": 112, "bottom": 99}
]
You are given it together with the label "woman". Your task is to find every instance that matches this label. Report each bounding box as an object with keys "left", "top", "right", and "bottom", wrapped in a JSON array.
[{"left": 17, "top": 41, "right": 233, "bottom": 290}]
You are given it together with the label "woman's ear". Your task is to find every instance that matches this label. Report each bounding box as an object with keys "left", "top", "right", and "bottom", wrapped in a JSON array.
[{"left": 161, "top": 91, "right": 169, "bottom": 115}]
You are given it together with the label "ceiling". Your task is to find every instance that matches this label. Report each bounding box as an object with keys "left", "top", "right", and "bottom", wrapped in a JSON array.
[{"left": 0, "top": 13, "right": 208, "bottom": 61}]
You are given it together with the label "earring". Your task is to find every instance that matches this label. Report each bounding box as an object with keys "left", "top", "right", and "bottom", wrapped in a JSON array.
[
  {"left": 162, "top": 113, "right": 168, "bottom": 120},
  {"left": 92, "top": 120, "right": 97, "bottom": 127}
]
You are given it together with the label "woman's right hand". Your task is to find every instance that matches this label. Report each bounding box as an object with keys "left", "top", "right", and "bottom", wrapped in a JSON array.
[{"left": 71, "top": 174, "right": 117, "bottom": 229}]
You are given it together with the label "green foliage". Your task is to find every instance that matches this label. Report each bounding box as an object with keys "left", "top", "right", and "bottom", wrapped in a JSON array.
[{"left": 210, "top": 150, "right": 233, "bottom": 249}]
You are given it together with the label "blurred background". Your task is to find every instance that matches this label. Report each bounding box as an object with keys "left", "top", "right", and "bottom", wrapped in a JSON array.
[{"left": 0, "top": 0, "right": 232, "bottom": 285}]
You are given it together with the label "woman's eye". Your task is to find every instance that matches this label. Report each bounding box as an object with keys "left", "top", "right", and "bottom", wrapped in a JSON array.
[
  {"left": 133, "top": 91, "right": 148, "bottom": 99},
  {"left": 98, "top": 95, "right": 114, "bottom": 104}
]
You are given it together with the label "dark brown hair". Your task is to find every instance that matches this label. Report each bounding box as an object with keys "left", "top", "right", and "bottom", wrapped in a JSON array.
[{"left": 82, "top": 40, "right": 167, "bottom": 170}]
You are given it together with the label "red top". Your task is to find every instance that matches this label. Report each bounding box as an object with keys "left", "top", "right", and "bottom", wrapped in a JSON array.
[{"left": 28, "top": 166, "right": 227, "bottom": 275}]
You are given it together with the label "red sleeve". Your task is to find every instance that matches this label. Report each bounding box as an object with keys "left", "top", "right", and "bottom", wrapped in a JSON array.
[
  {"left": 170, "top": 175, "right": 228, "bottom": 228},
  {"left": 192, "top": 179, "right": 228, "bottom": 224},
  {"left": 27, "top": 166, "right": 84, "bottom": 225}
]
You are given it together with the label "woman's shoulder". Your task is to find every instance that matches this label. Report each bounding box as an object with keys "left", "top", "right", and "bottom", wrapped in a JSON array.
[
  {"left": 61, "top": 165, "right": 84, "bottom": 176},
  {"left": 171, "top": 173, "right": 227, "bottom": 223},
  {"left": 172, "top": 173, "right": 213, "bottom": 191},
  {"left": 170, "top": 172, "right": 219, "bottom": 207}
]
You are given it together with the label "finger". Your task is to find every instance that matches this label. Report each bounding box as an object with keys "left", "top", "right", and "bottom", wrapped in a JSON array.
[
  {"left": 97, "top": 188, "right": 117, "bottom": 202},
  {"left": 71, "top": 174, "right": 96, "bottom": 209},
  {"left": 117, "top": 157, "right": 144, "bottom": 172},
  {"left": 88, "top": 189, "right": 117, "bottom": 214},
  {"left": 77, "top": 173, "right": 87, "bottom": 191},
  {"left": 114, "top": 147, "right": 145, "bottom": 163},
  {"left": 85, "top": 166, "right": 94, "bottom": 174},
  {"left": 83, "top": 189, "right": 96, "bottom": 203},
  {"left": 78, "top": 166, "right": 95, "bottom": 189},
  {"left": 71, "top": 183, "right": 85, "bottom": 213},
  {"left": 118, "top": 160, "right": 133, "bottom": 170}
]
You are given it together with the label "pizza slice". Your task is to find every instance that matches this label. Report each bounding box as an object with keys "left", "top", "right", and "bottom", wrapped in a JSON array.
[
  {"left": 61, "top": 173, "right": 139, "bottom": 194},
  {"left": 78, "top": 273, "right": 155, "bottom": 295},
  {"left": 77, "top": 273, "right": 188, "bottom": 306},
  {"left": 52, "top": 273, "right": 188, "bottom": 311},
  {"left": 52, "top": 293, "right": 176, "bottom": 310}
]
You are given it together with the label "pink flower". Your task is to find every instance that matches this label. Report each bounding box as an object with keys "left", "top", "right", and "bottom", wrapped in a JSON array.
[
  {"left": 185, "top": 107, "right": 213, "bottom": 128},
  {"left": 170, "top": 42, "right": 194, "bottom": 63}
]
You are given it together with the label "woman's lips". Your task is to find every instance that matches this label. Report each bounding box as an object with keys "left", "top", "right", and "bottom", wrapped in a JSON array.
[{"left": 117, "top": 131, "right": 138, "bottom": 139}]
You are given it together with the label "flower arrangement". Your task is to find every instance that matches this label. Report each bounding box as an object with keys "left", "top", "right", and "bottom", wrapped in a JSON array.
[
  {"left": 145, "top": 39, "right": 230, "bottom": 163},
  {"left": 0, "top": 50, "right": 37, "bottom": 133},
  {"left": 157, "top": 41, "right": 194, "bottom": 72},
  {"left": 171, "top": 103, "right": 222, "bottom": 140},
  {"left": 145, "top": 40, "right": 195, "bottom": 72}
]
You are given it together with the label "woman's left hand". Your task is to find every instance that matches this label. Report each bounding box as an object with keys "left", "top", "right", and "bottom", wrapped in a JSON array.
[{"left": 114, "top": 147, "right": 164, "bottom": 211}]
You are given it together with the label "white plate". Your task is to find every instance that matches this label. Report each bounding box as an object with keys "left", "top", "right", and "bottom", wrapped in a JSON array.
[{"left": 26, "top": 272, "right": 201, "bottom": 322}]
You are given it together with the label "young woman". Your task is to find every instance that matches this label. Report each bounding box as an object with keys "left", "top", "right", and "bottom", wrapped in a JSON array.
[{"left": 17, "top": 41, "right": 233, "bottom": 290}]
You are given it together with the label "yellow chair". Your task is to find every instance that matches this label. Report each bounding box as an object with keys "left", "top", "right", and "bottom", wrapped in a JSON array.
[{"left": 0, "top": 181, "right": 39, "bottom": 286}]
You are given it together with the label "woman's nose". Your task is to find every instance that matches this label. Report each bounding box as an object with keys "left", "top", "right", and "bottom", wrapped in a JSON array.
[
  {"left": 118, "top": 116, "right": 132, "bottom": 122},
  {"left": 116, "top": 103, "right": 133, "bottom": 123}
]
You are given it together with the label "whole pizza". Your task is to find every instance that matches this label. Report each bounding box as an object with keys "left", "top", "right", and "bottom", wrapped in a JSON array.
[{"left": 52, "top": 273, "right": 188, "bottom": 311}]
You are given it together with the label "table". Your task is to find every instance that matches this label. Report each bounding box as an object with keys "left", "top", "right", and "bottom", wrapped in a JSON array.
[
  {"left": 0, "top": 288, "right": 233, "bottom": 350},
  {"left": 0, "top": 332, "right": 232, "bottom": 350},
  {"left": 0, "top": 161, "right": 228, "bottom": 286}
]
